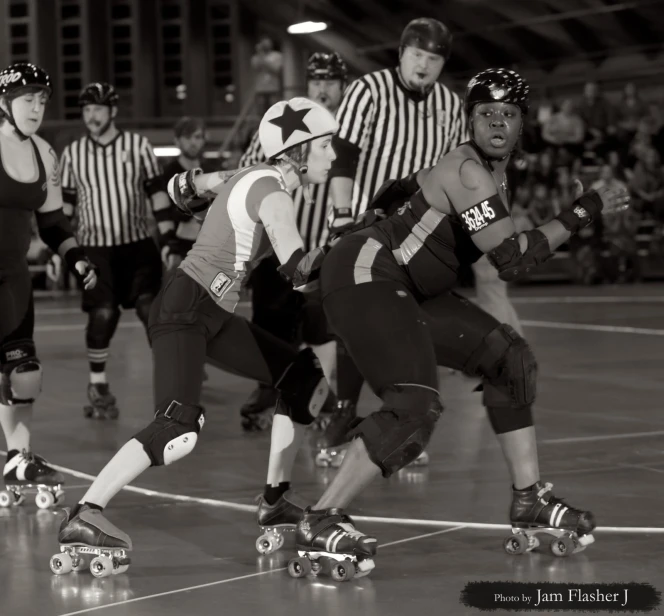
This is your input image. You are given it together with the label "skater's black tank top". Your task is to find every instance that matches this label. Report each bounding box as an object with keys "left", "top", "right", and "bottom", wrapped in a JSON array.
[
  {"left": 362, "top": 190, "right": 483, "bottom": 299},
  {"left": 0, "top": 137, "right": 48, "bottom": 271}
]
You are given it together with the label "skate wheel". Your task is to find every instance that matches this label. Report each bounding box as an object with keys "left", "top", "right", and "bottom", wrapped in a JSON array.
[
  {"left": 504, "top": 533, "right": 529, "bottom": 555},
  {"left": 410, "top": 450, "right": 430, "bottom": 466},
  {"left": 331, "top": 559, "right": 355, "bottom": 582},
  {"left": 71, "top": 556, "right": 88, "bottom": 572},
  {"left": 113, "top": 563, "right": 129, "bottom": 575},
  {"left": 0, "top": 490, "right": 14, "bottom": 508},
  {"left": 50, "top": 552, "right": 73, "bottom": 575},
  {"left": 287, "top": 557, "right": 312, "bottom": 579},
  {"left": 256, "top": 534, "right": 276, "bottom": 555},
  {"left": 106, "top": 407, "right": 119, "bottom": 420},
  {"left": 315, "top": 453, "right": 331, "bottom": 468},
  {"left": 550, "top": 535, "right": 575, "bottom": 557},
  {"left": 90, "top": 555, "right": 114, "bottom": 578},
  {"left": 36, "top": 490, "right": 55, "bottom": 509},
  {"left": 55, "top": 490, "right": 66, "bottom": 506}
]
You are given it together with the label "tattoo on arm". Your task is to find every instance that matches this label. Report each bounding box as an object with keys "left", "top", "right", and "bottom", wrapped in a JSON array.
[
  {"left": 266, "top": 226, "right": 278, "bottom": 251},
  {"left": 48, "top": 148, "right": 61, "bottom": 187}
]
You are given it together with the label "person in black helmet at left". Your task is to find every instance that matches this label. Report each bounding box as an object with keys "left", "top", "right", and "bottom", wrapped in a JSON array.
[
  {"left": 285, "top": 69, "right": 630, "bottom": 573},
  {"left": 0, "top": 63, "right": 97, "bottom": 507}
]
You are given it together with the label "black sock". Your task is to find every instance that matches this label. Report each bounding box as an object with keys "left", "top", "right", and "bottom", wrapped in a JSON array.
[
  {"left": 263, "top": 482, "right": 290, "bottom": 505},
  {"left": 72, "top": 501, "right": 103, "bottom": 518}
]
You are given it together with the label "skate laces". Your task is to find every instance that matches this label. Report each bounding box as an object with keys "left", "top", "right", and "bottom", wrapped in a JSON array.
[{"left": 338, "top": 522, "right": 366, "bottom": 541}]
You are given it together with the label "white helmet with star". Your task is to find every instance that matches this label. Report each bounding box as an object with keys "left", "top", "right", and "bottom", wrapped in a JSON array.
[{"left": 259, "top": 97, "right": 338, "bottom": 159}]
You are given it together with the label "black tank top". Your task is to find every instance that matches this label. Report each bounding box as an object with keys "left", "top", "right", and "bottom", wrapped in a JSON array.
[{"left": 0, "top": 138, "right": 48, "bottom": 270}]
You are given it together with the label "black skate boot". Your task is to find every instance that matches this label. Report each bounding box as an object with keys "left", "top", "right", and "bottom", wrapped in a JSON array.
[
  {"left": 309, "top": 390, "right": 339, "bottom": 432},
  {"left": 84, "top": 383, "right": 119, "bottom": 420},
  {"left": 255, "top": 489, "right": 307, "bottom": 554},
  {"left": 288, "top": 507, "right": 377, "bottom": 582},
  {"left": 1, "top": 449, "right": 65, "bottom": 509},
  {"left": 503, "top": 481, "right": 596, "bottom": 557},
  {"left": 240, "top": 384, "right": 277, "bottom": 431},
  {"left": 314, "top": 400, "right": 357, "bottom": 468},
  {"left": 51, "top": 504, "right": 132, "bottom": 577}
]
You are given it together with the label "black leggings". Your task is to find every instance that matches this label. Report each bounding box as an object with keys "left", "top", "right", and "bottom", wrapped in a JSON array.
[
  {"left": 148, "top": 270, "right": 298, "bottom": 409},
  {"left": 0, "top": 269, "right": 35, "bottom": 348},
  {"left": 323, "top": 281, "right": 500, "bottom": 398}
]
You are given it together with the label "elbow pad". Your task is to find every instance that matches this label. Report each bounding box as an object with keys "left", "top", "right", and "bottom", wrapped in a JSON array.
[
  {"left": 167, "top": 169, "right": 211, "bottom": 216},
  {"left": 36, "top": 209, "right": 75, "bottom": 254},
  {"left": 487, "top": 230, "right": 553, "bottom": 282}
]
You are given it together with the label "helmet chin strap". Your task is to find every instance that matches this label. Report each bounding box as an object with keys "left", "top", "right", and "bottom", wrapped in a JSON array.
[{"left": 1, "top": 99, "right": 29, "bottom": 141}]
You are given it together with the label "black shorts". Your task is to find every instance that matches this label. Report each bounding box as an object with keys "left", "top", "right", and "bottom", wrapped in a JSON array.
[
  {"left": 0, "top": 268, "right": 34, "bottom": 346},
  {"left": 82, "top": 238, "right": 163, "bottom": 312}
]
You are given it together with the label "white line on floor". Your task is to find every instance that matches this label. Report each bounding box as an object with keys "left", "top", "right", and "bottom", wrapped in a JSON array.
[
  {"left": 619, "top": 463, "right": 664, "bottom": 475},
  {"left": 1, "top": 452, "right": 658, "bottom": 536},
  {"left": 56, "top": 524, "right": 466, "bottom": 615},
  {"left": 538, "top": 429, "right": 664, "bottom": 445}
]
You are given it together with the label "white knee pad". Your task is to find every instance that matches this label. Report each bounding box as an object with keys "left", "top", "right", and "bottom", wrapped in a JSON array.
[{"left": 163, "top": 432, "right": 198, "bottom": 466}]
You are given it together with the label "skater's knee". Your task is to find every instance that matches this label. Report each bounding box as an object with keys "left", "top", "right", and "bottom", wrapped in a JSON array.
[
  {"left": 133, "top": 400, "right": 205, "bottom": 466},
  {"left": 0, "top": 339, "right": 42, "bottom": 405},
  {"left": 466, "top": 324, "right": 537, "bottom": 407},
  {"left": 135, "top": 293, "right": 154, "bottom": 327},
  {"left": 274, "top": 348, "right": 329, "bottom": 425},
  {"left": 350, "top": 384, "right": 443, "bottom": 478},
  {"left": 86, "top": 304, "right": 121, "bottom": 346}
]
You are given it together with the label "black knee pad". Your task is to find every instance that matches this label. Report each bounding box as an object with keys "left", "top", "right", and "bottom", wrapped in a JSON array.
[
  {"left": 486, "top": 404, "right": 533, "bottom": 434},
  {"left": 0, "top": 339, "right": 42, "bottom": 405},
  {"left": 133, "top": 400, "right": 205, "bottom": 466},
  {"left": 135, "top": 293, "right": 154, "bottom": 327},
  {"left": 349, "top": 384, "right": 443, "bottom": 478},
  {"left": 86, "top": 304, "right": 121, "bottom": 347},
  {"left": 274, "top": 348, "right": 328, "bottom": 425}
]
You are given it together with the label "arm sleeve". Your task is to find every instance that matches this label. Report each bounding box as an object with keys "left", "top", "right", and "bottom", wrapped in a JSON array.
[{"left": 140, "top": 136, "right": 166, "bottom": 195}]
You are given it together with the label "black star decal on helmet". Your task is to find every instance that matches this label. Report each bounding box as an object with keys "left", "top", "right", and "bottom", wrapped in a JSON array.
[{"left": 268, "top": 104, "right": 312, "bottom": 143}]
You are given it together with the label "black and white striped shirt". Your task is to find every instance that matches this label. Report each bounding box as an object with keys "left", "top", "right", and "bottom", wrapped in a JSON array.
[
  {"left": 60, "top": 132, "right": 162, "bottom": 247},
  {"left": 337, "top": 67, "right": 467, "bottom": 217},
  {"left": 238, "top": 131, "right": 331, "bottom": 251}
]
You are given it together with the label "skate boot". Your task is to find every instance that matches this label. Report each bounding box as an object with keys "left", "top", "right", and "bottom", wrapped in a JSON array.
[
  {"left": 50, "top": 504, "right": 132, "bottom": 578},
  {"left": 314, "top": 400, "right": 357, "bottom": 468},
  {"left": 503, "top": 481, "right": 596, "bottom": 557},
  {"left": 309, "top": 391, "right": 339, "bottom": 432},
  {"left": 1, "top": 449, "right": 65, "bottom": 509},
  {"left": 240, "top": 384, "right": 277, "bottom": 432},
  {"left": 255, "top": 489, "right": 307, "bottom": 554},
  {"left": 84, "top": 383, "right": 119, "bottom": 420},
  {"left": 287, "top": 507, "right": 377, "bottom": 582}
]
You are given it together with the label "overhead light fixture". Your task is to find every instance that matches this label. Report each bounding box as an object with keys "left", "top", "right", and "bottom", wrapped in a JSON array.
[{"left": 287, "top": 21, "right": 327, "bottom": 34}]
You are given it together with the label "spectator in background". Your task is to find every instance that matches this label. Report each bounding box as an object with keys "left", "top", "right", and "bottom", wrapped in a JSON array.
[
  {"left": 251, "top": 37, "right": 283, "bottom": 114},
  {"left": 626, "top": 117, "right": 654, "bottom": 169},
  {"left": 541, "top": 98, "right": 585, "bottom": 163},
  {"left": 578, "top": 81, "right": 616, "bottom": 159},
  {"left": 629, "top": 147, "right": 664, "bottom": 219},
  {"left": 616, "top": 82, "right": 646, "bottom": 142},
  {"left": 528, "top": 183, "right": 557, "bottom": 226},
  {"left": 530, "top": 149, "right": 556, "bottom": 187}
]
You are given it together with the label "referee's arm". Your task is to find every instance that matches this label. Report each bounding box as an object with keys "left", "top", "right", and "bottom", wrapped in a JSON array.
[
  {"left": 329, "top": 78, "right": 374, "bottom": 219},
  {"left": 238, "top": 129, "right": 265, "bottom": 168},
  {"left": 140, "top": 136, "right": 175, "bottom": 237},
  {"left": 59, "top": 145, "right": 77, "bottom": 218}
]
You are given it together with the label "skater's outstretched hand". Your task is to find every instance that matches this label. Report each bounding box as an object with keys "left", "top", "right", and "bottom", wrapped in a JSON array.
[{"left": 593, "top": 183, "right": 631, "bottom": 216}]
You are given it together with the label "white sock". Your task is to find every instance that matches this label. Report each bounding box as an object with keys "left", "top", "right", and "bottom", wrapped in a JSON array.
[{"left": 90, "top": 372, "right": 107, "bottom": 385}]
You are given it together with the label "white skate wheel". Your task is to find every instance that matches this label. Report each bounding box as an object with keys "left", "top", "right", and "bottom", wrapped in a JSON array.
[
  {"left": 36, "top": 490, "right": 55, "bottom": 509},
  {"left": 0, "top": 490, "right": 14, "bottom": 508},
  {"left": 315, "top": 452, "right": 331, "bottom": 467},
  {"left": 71, "top": 555, "right": 88, "bottom": 572},
  {"left": 255, "top": 534, "right": 275, "bottom": 555},
  {"left": 90, "top": 555, "right": 114, "bottom": 578},
  {"left": 50, "top": 552, "right": 73, "bottom": 575},
  {"left": 54, "top": 490, "right": 66, "bottom": 505},
  {"left": 113, "top": 563, "right": 129, "bottom": 575}
]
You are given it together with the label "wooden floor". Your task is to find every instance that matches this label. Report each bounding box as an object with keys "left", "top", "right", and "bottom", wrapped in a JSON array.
[{"left": 2, "top": 284, "right": 664, "bottom": 616}]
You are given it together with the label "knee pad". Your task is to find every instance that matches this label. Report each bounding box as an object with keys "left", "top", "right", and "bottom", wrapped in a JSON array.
[
  {"left": 135, "top": 293, "right": 154, "bottom": 327},
  {"left": 86, "top": 304, "right": 121, "bottom": 347},
  {"left": 465, "top": 324, "right": 537, "bottom": 408},
  {"left": 349, "top": 384, "right": 443, "bottom": 478},
  {"left": 133, "top": 400, "right": 205, "bottom": 466},
  {"left": 274, "top": 348, "right": 328, "bottom": 425},
  {"left": 0, "top": 340, "right": 42, "bottom": 405}
]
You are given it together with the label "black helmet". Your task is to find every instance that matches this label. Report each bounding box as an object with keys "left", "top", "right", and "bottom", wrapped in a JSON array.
[
  {"left": 307, "top": 52, "right": 348, "bottom": 82},
  {"left": 79, "top": 82, "right": 119, "bottom": 107},
  {"left": 464, "top": 68, "right": 529, "bottom": 117},
  {"left": 0, "top": 62, "right": 52, "bottom": 98},
  {"left": 400, "top": 18, "right": 453, "bottom": 61}
]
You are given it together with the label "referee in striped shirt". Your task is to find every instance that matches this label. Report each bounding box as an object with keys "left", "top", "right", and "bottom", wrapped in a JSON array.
[
  {"left": 236, "top": 52, "right": 348, "bottom": 428},
  {"left": 317, "top": 18, "right": 468, "bottom": 456},
  {"left": 60, "top": 82, "right": 176, "bottom": 419}
]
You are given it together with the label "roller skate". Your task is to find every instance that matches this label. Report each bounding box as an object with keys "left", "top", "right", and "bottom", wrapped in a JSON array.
[
  {"left": 255, "top": 489, "right": 307, "bottom": 554},
  {"left": 84, "top": 383, "right": 119, "bottom": 420},
  {"left": 503, "top": 481, "right": 596, "bottom": 558},
  {"left": 240, "top": 384, "right": 277, "bottom": 432},
  {"left": 1, "top": 449, "right": 65, "bottom": 509},
  {"left": 50, "top": 504, "right": 132, "bottom": 578},
  {"left": 287, "top": 507, "right": 377, "bottom": 582}
]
